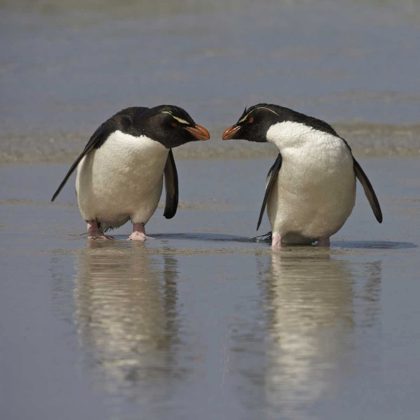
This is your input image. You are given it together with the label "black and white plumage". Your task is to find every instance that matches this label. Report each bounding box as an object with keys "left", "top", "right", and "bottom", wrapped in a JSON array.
[
  {"left": 52, "top": 105, "right": 210, "bottom": 240},
  {"left": 222, "top": 103, "right": 382, "bottom": 248}
]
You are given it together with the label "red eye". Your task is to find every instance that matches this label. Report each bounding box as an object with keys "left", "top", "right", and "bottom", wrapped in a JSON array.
[
  {"left": 171, "top": 121, "right": 177, "bottom": 127},
  {"left": 249, "top": 118, "right": 254, "bottom": 123}
]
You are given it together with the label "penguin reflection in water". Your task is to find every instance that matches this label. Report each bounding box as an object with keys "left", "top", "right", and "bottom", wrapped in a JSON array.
[
  {"left": 222, "top": 104, "right": 382, "bottom": 248},
  {"left": 51, "top": 106, "right": 210, "bottom": 240}
]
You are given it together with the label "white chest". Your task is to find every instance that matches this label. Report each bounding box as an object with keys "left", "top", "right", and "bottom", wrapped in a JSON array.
[
  {"left": 266, "top": 122, "right": 356, "bottom": 241},
  {"left": 93, "top": 131, "right": 169, "bottom": 182},
  {"left": 76, "top": 131, "right": 169, "bottom": 225}
]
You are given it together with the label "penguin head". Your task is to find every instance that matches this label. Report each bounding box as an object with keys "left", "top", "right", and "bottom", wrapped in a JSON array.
[
  {"left": 222, "top": 103, "right": 338, "bottom": 146},
  {"left": 222, "top": 104, "right": 283, "bottom": 143},
  {"left": 139, "top": 105, "right": 210, "bottom": 148}
]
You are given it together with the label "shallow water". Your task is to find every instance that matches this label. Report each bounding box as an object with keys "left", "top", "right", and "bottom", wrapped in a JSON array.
[
  {"left": 2, "top": 0, "right": 420, "bottom": 418},
  {"left": 1, "top": 158, "right": 420, "bottom": 420}
]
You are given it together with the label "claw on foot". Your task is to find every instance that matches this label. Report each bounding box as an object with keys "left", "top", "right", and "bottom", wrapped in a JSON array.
[
  {"left": 128, "top": 231, "right": 148, "bottom": 241},
  {"left": 88, "top": 233, "right": 114, "bottom": 240},
  {"left": 87, "top": 221, "right": 113, "bottom": 240},
  {"left": 127, "top": 222, "right": 153, "bottom": 241}
]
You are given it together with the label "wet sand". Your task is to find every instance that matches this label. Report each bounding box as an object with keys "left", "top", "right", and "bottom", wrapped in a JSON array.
[
  {"left": 1, "top": 123, "right": 420, "bottom": 164},
  {"left": 1, "top": 158, "right": 420, "bottom": 420}
]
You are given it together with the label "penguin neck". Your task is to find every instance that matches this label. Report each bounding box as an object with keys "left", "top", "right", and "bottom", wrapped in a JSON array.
[
  {"left": 266, "top": 121, "right": 350, "bottom": 169},
  {"left": 266, "top": 121, "right": 337, "bottom": 154}
]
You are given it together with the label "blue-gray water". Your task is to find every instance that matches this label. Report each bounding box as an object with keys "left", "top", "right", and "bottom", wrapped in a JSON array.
[
  {"left": 1, "top": 1, "right": 420, "bottom": 419},
  {"left": 1, "top": 158, "right": 420, "bottom": 420},
  {"left": 0, "top": 0, "right": 420, "bottom": 161}
]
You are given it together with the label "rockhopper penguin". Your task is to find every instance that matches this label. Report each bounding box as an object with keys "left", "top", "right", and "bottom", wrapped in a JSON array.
[
  {"left": 51, "top": 105, "right": 210, "bottom": 240},
  {"left": 222, "top": 104, "right": 382, "bottom": 248}
]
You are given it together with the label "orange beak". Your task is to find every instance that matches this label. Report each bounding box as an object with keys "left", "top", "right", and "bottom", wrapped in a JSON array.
[
  {"left": 186, "top": 124, "right": 210, "bottom": 140},
  {"left": 222, "top": 125, "right": 241, "bottom": 140}
]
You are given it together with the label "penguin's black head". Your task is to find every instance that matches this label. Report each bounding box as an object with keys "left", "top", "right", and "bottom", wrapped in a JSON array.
[
  {"left": 222, "top": 104, "right": 284, "bottom": 143},
  {"left": 139, "top": 105, "right": 210, "bottom": 148},
  {"left": 222, "top": 103, "right": 338, "bottom": 142}
]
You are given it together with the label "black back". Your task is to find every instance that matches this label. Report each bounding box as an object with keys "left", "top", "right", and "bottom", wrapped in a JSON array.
[{"left": 51, "top": 107, "right": 149, "bottom": 202}]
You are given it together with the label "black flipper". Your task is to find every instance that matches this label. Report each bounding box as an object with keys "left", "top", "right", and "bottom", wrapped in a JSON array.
[
  {"left": 51, "top": 107, "right": 149, "bottom": 202},
  {"left": 257, "top": 153, "right": 282, "bottom": 230},
  {"left": 51, "top": 124, "right": 109, "bottom": 202},
  {"left": 163, "top": 149, "right": 179, "bottom": 219},
  {"left": 353, "top": 158, "right": 383, "bottom": 223}
]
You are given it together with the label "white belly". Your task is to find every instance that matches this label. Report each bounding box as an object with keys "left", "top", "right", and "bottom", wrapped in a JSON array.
[
  {"left": 267, "top": 140, "right": 356, "bottom": 244},
  {"left": 76, "top": 131, "right": 169, "bottom": 230}
]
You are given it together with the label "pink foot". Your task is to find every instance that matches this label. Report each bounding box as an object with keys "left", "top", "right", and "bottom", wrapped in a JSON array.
[
  {"left": 316, "top": 237, "right": 330, "bottom": 247},
  {"left": 127, "top": 223, "right": 154, "bottom": 241},
  {"left": 272, "top": 234, "right": 282, "bottom": 250},
  {"left": 87, "top": 221, "right": 114, "bottom": 240}
]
